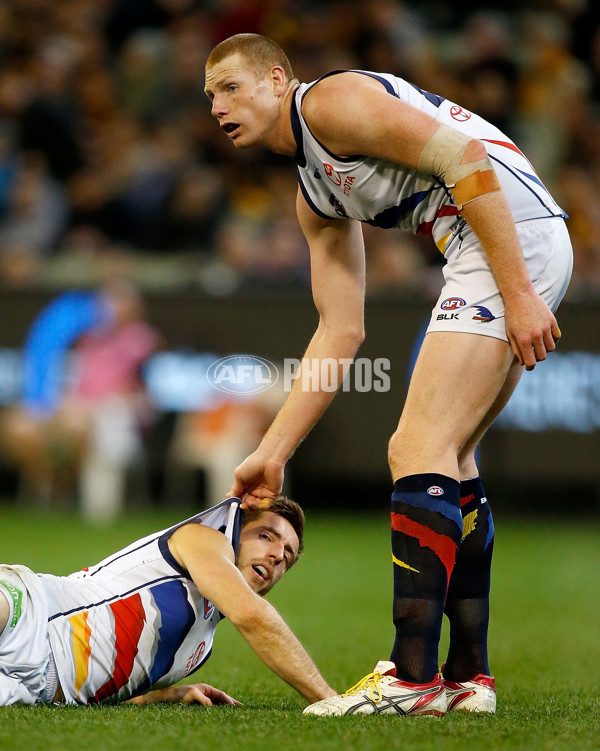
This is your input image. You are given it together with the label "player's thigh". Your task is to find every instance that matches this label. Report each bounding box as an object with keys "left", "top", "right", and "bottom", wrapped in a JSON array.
[{"left": 393, "top": 330, "right": 515, "bottom": 453}]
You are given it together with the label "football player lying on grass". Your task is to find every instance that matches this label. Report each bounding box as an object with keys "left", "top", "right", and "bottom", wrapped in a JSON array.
[{"left": 0, "top": 496, "right": 336, "bottom": 707}]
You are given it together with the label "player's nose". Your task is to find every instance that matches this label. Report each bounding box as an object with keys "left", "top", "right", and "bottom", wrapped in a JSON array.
[
  {"left": 268, "top": 544, "right": 285, "bottom": 563},
  {"left": 211, "top": 96, "right": 227, "bottom": 118}
]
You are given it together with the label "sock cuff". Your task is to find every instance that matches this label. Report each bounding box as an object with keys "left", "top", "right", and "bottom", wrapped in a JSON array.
[
  {"left": 459, "top": 477, "right": 485, "bottom": 507},
  {"left": 393, "top": 473, "right": 460, "bottom": 497}
]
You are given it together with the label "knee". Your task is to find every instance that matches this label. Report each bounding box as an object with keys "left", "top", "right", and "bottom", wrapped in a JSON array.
[
  {"left": 388, "top": 428, "right": 412, "bottom": 468},
  {"left": 457, "top": 446, "right": 478, "bottom": 480}
]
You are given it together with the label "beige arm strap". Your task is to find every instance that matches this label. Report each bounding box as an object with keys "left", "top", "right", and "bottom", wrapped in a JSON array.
[{"left": 418, "top": 123, "right": 501, "bottom": 209}]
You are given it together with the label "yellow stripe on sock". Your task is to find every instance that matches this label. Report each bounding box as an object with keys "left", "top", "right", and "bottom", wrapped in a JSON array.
[
  {"left": 70, "top": 611, "right": 92, "bottom": 697},
  {"left": 462, "top": 509, "right": 478, "bottom": 540},
  {"left": 392, "top": 554, "right": 420, "bottom": 573}
]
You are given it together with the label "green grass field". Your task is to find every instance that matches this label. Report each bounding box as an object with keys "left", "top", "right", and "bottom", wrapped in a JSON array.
[{"left": 0, "top": 507, "right": 598, "bottom": 751}]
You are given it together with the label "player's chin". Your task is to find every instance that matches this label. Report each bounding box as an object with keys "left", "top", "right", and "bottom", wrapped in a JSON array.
[
  {"left": 231, "top": 131, "right": 257, "bottom": 150},
  {"left": 244, "top": 569, "right": 268, "bottom": 595}
]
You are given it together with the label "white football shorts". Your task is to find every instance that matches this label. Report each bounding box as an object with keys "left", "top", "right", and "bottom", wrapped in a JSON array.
[
  {"left": 0, "top": 564, "right": 57, "bottom": 705},
  {"left": 426, "top": 217, "right": 573, "bottom": 341}
]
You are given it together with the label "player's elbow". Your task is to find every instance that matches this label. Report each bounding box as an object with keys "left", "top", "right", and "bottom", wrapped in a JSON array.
[
  {"left": 227, "top": 596, "right": 271, "bottom": 634},
  {"left": 319, "top": 319, "right": 365, "bottom": 350},
  {"left": 462, "top": 137, "right": 488, "bottom": 165},
  {"left": 343, "top": 325, "right": 366, "bottom": 348}
]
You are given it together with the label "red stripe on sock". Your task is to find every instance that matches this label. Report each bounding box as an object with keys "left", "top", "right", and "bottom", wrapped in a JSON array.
[{"left": 391, "top": 512, "right": 458, "bottom": 582}]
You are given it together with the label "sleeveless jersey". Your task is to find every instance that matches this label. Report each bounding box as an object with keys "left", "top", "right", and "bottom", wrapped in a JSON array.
[
  {"left": 292, "top": 71, "right": 566, "bottom": 259},
  {"left": 39, "top": 499, "right": 242, "bottom": 705}
]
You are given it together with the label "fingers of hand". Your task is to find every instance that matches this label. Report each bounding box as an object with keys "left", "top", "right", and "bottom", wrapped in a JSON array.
[
  {"left": 522, "top": 327, "right": 560, "bottom": 371},
  {"left": 182, "top": 687, "right": 212, "bottom": 706},
  {"left": 216, "top": 691, "right": 242, "bottom": 706},
  {"left": 240, "top": 495, "right": 274, "bottom": 511},
  {"left": 508, "top": 333, "right": 524, "bottom": 367},
  {"left": 543, "top": 327, "right": 557, "bottom": 353},
  {"left": 191, "top": 685, "right": 242, "bottom": 706}
]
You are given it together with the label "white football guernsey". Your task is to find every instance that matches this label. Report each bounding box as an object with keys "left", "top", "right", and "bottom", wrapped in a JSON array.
[
  {"left": 39, "top": 498, "right": 241, "bottom": 704},
  {"left": 292, "top": 70, "right": 566, "bottom": 259}
]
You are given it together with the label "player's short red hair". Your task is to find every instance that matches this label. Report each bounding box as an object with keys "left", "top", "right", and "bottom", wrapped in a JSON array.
[{"left": 206, "top": 33, "right": 295, "bottom": 82}]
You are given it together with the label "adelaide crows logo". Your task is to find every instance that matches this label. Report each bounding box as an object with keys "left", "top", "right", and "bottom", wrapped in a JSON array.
[{"left": 472, "top": 306, "right": 496, "bottom": 323}]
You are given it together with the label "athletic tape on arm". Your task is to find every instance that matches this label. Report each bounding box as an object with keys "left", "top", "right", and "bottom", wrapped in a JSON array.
[{"left": 418, "top": 123, "right": 501, "bottom": 209}]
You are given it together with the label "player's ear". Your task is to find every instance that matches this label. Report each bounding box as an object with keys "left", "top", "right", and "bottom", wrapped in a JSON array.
[{"left": 270, "top": 66, "right": 286, "bottom": 94}]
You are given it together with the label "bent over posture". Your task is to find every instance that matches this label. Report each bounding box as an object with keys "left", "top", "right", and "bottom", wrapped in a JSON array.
[
  {"left": 0, "top": 497, "right": 335, "bottom": 706},
  {"left": 204, "top": 34, "right": 573, "bottom": 716}
]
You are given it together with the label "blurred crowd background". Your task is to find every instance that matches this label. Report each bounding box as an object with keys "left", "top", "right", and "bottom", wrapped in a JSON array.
[
  {"left": 1, "top": 0, "right": 600, "bottom": 299},
  {"left": 1, "top": 0, "right": 600, "bottom": 518}
]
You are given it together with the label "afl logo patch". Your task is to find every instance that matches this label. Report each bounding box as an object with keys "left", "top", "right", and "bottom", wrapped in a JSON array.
[
  {"left": 324, "top": 163, "right": 342, "bottom": 186},
  {"left": 427, "top": 486, "right": 444, "bottom": 497},
  {"left": 441, "top": 297, "right": 466, "bottom": 310},
  {"left": 450, "top": 105, "right": 471, "bottom": 122}
]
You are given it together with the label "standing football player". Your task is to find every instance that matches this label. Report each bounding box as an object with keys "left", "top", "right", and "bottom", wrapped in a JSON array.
[{"left": 204, "top": 33, "right": 572, "bottom": 716}]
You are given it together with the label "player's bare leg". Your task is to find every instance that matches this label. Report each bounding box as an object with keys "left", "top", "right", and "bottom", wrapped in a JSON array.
[
  {"left": 387, "top": 332, "right": 514, "bottom": 686},
  {"left": 441, "top": 359, "right": 521, "bottom": 712},
  {"left": 305, "top": 332, "right": 516, "bottom": 717}
]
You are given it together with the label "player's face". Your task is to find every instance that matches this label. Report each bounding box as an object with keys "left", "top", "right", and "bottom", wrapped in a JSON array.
[
  {"left": 236, "top": 511, "right": 300, "bottom": 596},
  {"left": 204, "top": 53, "right": 280, "bottom": 149}
]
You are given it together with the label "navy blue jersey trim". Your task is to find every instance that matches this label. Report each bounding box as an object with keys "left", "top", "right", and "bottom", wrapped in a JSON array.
[
  {"left": 366, "top": 184, "right": 442, "bottom": 229},
  {"left": 47, "top": 574, "right": 183, "bottom": 621},
  {"left": 490, "top": 155, "right": 567, "bottom": 219},
  {"left": 290, "top": 91, "right": 306, "bottom": 167},
  {"left": 354, "top": 71, "right": 397, "bottom": 96},
  {"left": 297, "top": 169, "right": 337, "bottom": 220},
  {"left": 299, "top": 72, "right": 364, "bottom": 163},
  {"left": 158, "top": 535, "right": 188, "bottom": 576},
  {"left": 231, "top": 504, "right": 243, "bottom": 556},
  {"left": 408, "top": 82, "right": 446, "bottom": 108},
  {"left": 311, "top": 69, "right": 396, "bottom": 97},
  {"left": 157, "top": 497, "right": 243, "bottom": 576}
]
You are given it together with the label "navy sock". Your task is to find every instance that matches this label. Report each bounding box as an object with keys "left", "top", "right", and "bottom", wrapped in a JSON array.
[
  {"left": 443, "top": 477, "right": 494, "bottom": 681},
  {"left": 389, "top": 473, "right": 462, "bottom": 683}
]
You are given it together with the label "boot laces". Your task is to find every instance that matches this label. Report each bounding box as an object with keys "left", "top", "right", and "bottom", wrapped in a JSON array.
[{"left": 342, "top": 670, "right": 386, "bottom": 702}]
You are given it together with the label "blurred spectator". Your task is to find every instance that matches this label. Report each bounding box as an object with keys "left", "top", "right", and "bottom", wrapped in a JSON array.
[
  {"left": 0, "top": 1, "right": 598, "bottom": 298},
  {"left": 0, "top": 279, "right": 162, "bottom": 520},
  {"left": 0, "top": 152, "right": 68, "bottom": 285}
]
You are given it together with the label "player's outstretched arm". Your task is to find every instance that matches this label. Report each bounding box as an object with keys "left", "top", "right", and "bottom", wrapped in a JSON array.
[
  {"left": 169, "top": 524, "right": 337, "bottom": 704},
  {"left": 229, "top": 194, "right": 366, "bottom": 503}
]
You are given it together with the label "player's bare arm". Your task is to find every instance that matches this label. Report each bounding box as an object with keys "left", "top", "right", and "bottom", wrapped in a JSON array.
[
  {"left": 302, "top": 72, "right": 560, "bottom": 369},
  {"left": 168, "top": 523, "right": 336, "bottom": 704},
  {"left": 230, "top": 194, "right": 366, "bottom": 502}
]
